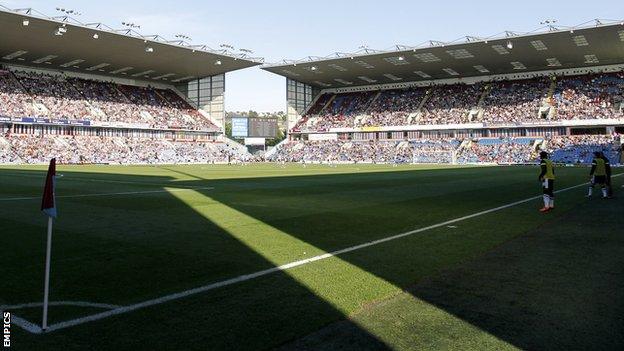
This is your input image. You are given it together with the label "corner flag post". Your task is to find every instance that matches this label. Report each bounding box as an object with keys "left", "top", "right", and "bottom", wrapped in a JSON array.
[
  {"left": 41, "top": 158, "right": 57, "bottom": 331},
  {"left": 42, "top": 216, "right": 53, "bottom": 330}
]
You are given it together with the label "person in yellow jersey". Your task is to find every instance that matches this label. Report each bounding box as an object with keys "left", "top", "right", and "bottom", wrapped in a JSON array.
[
  {"left": 587, "top": 151, "right": 612, "bottom": 199},
  {"left": 538, "top": 151, "right": 555, "bottom": 212}
]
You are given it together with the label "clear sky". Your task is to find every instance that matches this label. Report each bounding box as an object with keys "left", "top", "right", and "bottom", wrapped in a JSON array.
[{"left": 1, "top": 0, "right": 621, "bottom": 112}]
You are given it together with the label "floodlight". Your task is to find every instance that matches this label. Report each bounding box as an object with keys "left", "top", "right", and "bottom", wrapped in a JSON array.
[
  {"left": 54, "top": 26, "right": 67, "bottom": 36},
  {"left": 22, "top": 19, "right": 30, "bottom": 26},
  {"left": 145, "top": 46, "right": 154, "bottom": 53},
  {"left": 93, "top": 33, "right": 99, "bottom": 39},
  {"left": 506, "top": 40, "right": 513, "bottom": 49}
]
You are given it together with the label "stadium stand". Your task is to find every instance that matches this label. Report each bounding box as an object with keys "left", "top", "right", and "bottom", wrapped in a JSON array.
[
  {"left": 0, "top": 134, "right": 246, "bottom": 165},
  {"left": 289, "top": 72, "right": 623, "bottom": 132},
  {"left": 1, "top": 8, "right": 623, "bottom": 166},
  {"left": 1, "top": 70, "right": 220, "bottom": 131},
  {"left": 2, "top": 67, "right": 622, "bottom": 165},
  {"left": 269, "top": 135, "right": 621, "bottom": 165},
  {"left": 547, "top": 135, "right": 621, "bottom": 164},
  {"left": 0, "top": 68, "right": 248, "bottom": 164},
  {"left": 554, "top": 72, "right": 624, "bottom": 120},
  {"left": 0, "top": 5, "right": 265, "bottom": 165},
  {"left": 481, "top": 78, "right": 551, "bottom": 124}
]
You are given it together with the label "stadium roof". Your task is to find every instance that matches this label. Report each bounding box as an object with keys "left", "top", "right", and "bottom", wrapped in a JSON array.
[
  {"left": 0, "top": 6, "right": 263, "bottom": 83},
  {"left": 263, "top": 19, "right": 624, "bottom": 88}
]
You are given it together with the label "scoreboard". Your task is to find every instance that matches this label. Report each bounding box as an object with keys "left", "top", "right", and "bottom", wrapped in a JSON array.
[
  {"left": 231, "top": 118, "right": 248, "bottom": 137},
  {"left": 248, "top": 117, "right": 278, "bottom": 138},
  {"left": 231, "top": 117, "right": 278, "bottom": 138}
]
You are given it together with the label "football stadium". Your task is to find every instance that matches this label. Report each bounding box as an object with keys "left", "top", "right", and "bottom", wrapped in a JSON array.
[{"left": 1, "top": 2, "right": 623, "bottom": 350}]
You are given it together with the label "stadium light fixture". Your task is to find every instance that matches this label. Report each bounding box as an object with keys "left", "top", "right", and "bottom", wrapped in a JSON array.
[
  {"left": 175, "top": 34, "right": 192, "bottom": 41},
  {"left": 22, "top": 19, "right": 30, "bottom": 26},
  {"left": 310, "top": 66, "right": 318, "bottom": 71},
  {"left": 54, "top": 25, "right": 67, "bottom": 36},
  {"left": 56, "top": 7, "right": 82, "bottom": 16},
  {"left": 215, "top": 60, "right": 222, "bottom": 65},
  {"left": 539, "top": 19, "right": 557, "bottom": 25},
  {"left": 145, "top": 46, "right": 154, "bottom": 53},
  {"left": 93, "top": 33, "right": 99, "bottom": 39},
  {"left": 398, "top": 56, "right": 405, "bottom": 61},
  {"left": 122, "top": 22, "right": 141, "bottom": 29},
  {"left": 506, "top": 40, "right": 514, "bottom": 49}
]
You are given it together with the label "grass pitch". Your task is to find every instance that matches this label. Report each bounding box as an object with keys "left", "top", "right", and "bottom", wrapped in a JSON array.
[{"left": 1, "top": 163, "right": 622, "bottom": 350}]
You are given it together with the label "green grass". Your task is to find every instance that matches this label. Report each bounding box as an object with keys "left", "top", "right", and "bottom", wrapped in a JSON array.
[{"left": 1, "top": 163, "right": 622, "bottom": 350}]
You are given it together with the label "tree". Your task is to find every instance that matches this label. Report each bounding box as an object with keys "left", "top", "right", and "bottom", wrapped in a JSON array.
[
  {"left": 224, "top": 121, "right": 232, "bottom": 138},
  {"left": 248, "top": 110, "right": 259, "bottom": 118}
]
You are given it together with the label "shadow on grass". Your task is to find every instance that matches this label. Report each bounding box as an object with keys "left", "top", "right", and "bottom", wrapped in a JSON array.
[
  {"left": 2, "top": 165, "right": 622, "bottom": 350},
  {"left": 0, "top": 167, "right": 393, "bottom": 350}
]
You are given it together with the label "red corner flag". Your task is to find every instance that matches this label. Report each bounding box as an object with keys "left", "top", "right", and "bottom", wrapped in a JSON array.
[
  {"left": 41, "top": 158, "right": 57, "bottom": 218},
  {"left": 41, "top": 158, "right": 57, "bottom": 330}
]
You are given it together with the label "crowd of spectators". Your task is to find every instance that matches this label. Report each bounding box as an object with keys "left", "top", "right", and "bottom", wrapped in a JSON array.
[
  {"left": 481, "top": 79, "right": 550, "bottom": 124},
  {"left": 457, "top": 137, "right": 539, "bottom": 164},
  {"left": 0, "top": 134, "right": 245, "bottom": 164},
  {"left": 365, "top": 88, "right": 426, "bottom": 127},
  {"left": 554, "top": 73, "right": 624, "bottom": 120},
  {"left": 291, "top": 72, "right": 624, "bottom": 132},
  {"left": 0, "top": 71, "right": 36, "bottom": 118},
  {"left": 0, "top": 70, "right": 219, "bottom": 131},
  {"left": 269, "top": 135, "right": 621, "bottom": 165},
  {"left": 547, "top": 134, "right": 621, "bottom": 164},
  {"left": 269, "top": 138, "right": 459, "bottom": 164},
  {"left": 420, "top": 84, "right": 482, "bottom": 125},
  {"left": 1, "top": 132, "right": 620, "bottom": 165},
  {"left": 16, "top": 72, "right": 92, "bottom": 120}
]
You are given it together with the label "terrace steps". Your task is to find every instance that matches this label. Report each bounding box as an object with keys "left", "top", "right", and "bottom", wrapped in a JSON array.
[
  {"left": 8, "top": 71, "right": 29, "bottom": 95},
  {"left": 363, "top": 91, "right": 382, "bottom": 113},
  {"left": 473, "top": 84, "right": 492, "bottom": 122},
  {"left": 546, "top": 76, "right": 557, "bottom": 100},
  {"left": 0, "top": 136, "right": 9, "bottom": 148},
  {"left": 416, "top": 89, "right": 433, "bottom": 112},
  {"left": 318, "top": 94, "right": 336, "bottom": 115},
  {"left": 303, "top": 92, "right": 327, "bottom": 116}
]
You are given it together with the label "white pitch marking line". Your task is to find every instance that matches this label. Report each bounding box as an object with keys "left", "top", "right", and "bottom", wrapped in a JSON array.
[
  {"left": 1, "top": 301, "right": 121, "bottom": 310},
  {"left": 62, "top": 177, "right": 201, "bottom": 188},
  {"left": 9, "top": 314, "right": 42, "bottom": 334},
  {"left": 0, "top": 186, "right": 215, "bottom": 202},
  {"left": 0, "top": 171, "right": 201, "bottom": 188},
  {"left": 27, "top": 174, "right": 620, "bottom": 334}
]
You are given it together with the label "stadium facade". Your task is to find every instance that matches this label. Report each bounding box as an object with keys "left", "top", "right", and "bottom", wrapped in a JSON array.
[
  {"left": 0, "top": 5, "right": 263, "bottom": 164},
  {"left": 262, "top": 20, "right": 624, "bottom": 146}
]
